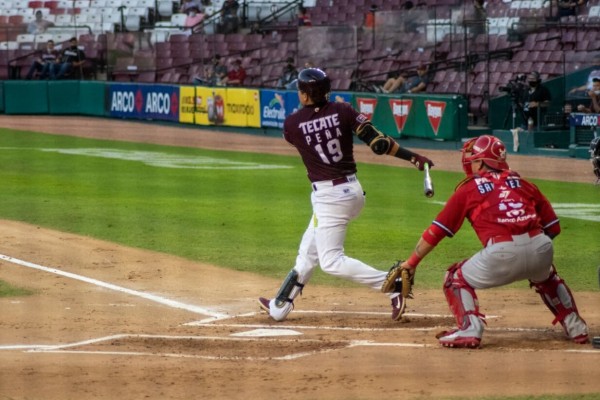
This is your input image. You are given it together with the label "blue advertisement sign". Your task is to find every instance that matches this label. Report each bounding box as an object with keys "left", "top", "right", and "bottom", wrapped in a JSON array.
[
  {"left": 330, "top": 92, "right": 353, "bottom": 104},
  {"left": 108, "top": 83, "right": 179, "bottom": 121},
  {"left": 260, "top": 89, "right": 288, "bottom": 128},
  {"left": 570, "top": 112, "right": 600, "bottom": 127},
  {"left": 260, "top": 90, "right": 300, "bottom": 128}
]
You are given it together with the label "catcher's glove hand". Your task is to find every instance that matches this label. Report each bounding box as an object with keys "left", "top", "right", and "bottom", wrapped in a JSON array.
[{"left": 381, "top": 260, "right": 415, "bottom": 298}]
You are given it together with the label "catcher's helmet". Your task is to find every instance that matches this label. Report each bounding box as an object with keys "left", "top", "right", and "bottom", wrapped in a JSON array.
[
  {"left": 297, "top": 68, "right": 331, "bottom": 103},
  {"left": 462, "top": 135, "right": 509, "bottom": 176}
]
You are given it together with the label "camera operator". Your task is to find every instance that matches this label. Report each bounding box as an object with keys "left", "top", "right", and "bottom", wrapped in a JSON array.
[{"left": 524, "top": 71, "right": 551, "bottom": 128}]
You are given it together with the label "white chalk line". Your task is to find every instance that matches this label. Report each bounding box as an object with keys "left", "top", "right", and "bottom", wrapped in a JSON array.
[
  {"left": 1, "top": 253, "right": 598, "bottom": 359},
  {"left": 8, "top": 333, "right": 598, "bottom": 360},
  {"left": 0, "top": 253, "right": 229, "bottom": 320}
]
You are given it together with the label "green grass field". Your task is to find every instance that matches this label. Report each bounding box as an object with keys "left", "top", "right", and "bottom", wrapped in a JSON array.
[{"left": 0, "top": 128, "right": 599, "bottom": 294}]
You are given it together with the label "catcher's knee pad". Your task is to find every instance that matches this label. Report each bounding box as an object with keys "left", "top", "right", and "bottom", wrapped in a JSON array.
[
  {"left": 530, "top": 264, "right": 582, "bottom": 326},
  {"left": 270, "top": 269, "right": 305, "bottom": 321},
  {"left": 443, "top": 260, "right": 484, "bottom": 330}
]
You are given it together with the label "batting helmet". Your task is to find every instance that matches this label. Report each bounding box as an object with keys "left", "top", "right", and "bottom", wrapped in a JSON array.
[
  {"left": 297, "top": 68, "right": 331, "bottom": 103},
  {"left": 462, "top": 135, "right": 509, "bottom": 176}
]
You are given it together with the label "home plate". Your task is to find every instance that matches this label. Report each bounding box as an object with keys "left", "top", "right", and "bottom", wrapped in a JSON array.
[{"left": 230, "top": 329, "right": 303, "bottom": 337}]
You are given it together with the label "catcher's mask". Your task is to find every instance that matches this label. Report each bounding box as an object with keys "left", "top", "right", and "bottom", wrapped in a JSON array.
[
  {"left": 462, "top": 135, "right": 509, "bottom": 176},
  {"left": 297, "top": 68, "right": 331, "bottom": 104},
  {"left": 590, "top": 136, "right": 600, "bottom": 180}
]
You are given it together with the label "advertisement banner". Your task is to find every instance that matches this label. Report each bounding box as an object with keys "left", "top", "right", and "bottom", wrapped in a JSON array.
[
  {"left": 330, "top": 92, "right": 353, "bottom": 104},
  {"left": 355, "top": 96, "right": 378, "bottom": 120},
  {"left": 260, "top": 90, "right": 288, "bottom": 128},
  {"left": 108, "top": 83, "right": 139, "bottom": 118},
  {"left": 191, "top": 86, "right": 227, "bottom": 126},
  {"left": 285, "top": 91, "right": 300, "bottom": 117},
  {"left": 424, "top": 100, "right": 447, "bottom": 135},
  {"left": 389, "top": 98, "right": 413, "bottom": 134},
  {"left": 225, "top": 88, "right": 261, "bottom": 127},
  {"left": 179, "top": 86, "right": 197, "bottom": 124},
  {"left": 108, "top": 83, "right": 179, "bottom": 121}
]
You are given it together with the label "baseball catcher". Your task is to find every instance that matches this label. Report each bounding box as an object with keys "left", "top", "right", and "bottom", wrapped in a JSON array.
[{"left": 384, "top": 135, "right": 589, "bottom": 348}]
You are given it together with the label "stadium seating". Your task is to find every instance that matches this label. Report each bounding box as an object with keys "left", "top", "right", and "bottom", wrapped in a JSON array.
[{"left": 2, "top": 0, "right": 600, "bottom": 123}]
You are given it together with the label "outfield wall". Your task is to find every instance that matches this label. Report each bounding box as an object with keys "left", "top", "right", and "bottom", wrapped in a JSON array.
[{"left": 1, "top": 80, "right": 468, "bottom": 141}]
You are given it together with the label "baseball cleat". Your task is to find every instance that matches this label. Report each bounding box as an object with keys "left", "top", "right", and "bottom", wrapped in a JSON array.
[
  {"left": 436, "top": 329, "right": 481, "bottom": 349},
  {"left": 390, "top": 295, "right": 406, "bottom": 321},
  {"left": 257, "top": 297, "right": 270, "bottom": 313},
  {"left": 571, "top": 334, "right": 589, "bottom": 344},
  {"left": 561, "top": 313, "right": 589, "bottom": 344}
]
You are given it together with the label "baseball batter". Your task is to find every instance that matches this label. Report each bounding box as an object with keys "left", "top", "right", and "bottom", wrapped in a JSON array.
[
  {"left": 258, "top": 68, "right": 433, "bottom": 322},
  {"left": 395, "top": 135, "right": 589, "bottom": 348}
]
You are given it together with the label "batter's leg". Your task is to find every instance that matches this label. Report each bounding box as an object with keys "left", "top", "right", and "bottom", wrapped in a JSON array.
[
  {"left": 530, "top": 264, "right": 589, "bottom": 344},
  {"left": 259, "top": 215, "right": 319, "bottom": 321},
  {"left": 312, "top": 184, "right": 388, "bottom": 290}
]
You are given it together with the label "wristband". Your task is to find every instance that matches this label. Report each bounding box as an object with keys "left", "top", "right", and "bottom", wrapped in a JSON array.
[
  {"left": 407, "top": 252, "right": 422, "bottom": 268},
  {"left": 393, "top": 146, "right": 417, "bottom": 162}
]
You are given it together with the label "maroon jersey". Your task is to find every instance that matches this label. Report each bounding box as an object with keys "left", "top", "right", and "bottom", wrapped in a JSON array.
[
  {"left": 433, "top": 170, "right": 559, "bottom": 245},
  {"left": 283, "top": 102, "right": 367, "bottom": 182}
]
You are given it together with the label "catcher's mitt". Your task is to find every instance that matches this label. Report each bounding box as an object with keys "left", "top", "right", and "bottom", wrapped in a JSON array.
[{"left": 381, "top": 260, "right": 414, "bottom": 297}]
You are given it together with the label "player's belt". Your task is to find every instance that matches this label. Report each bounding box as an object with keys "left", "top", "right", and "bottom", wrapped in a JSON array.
[
  {"left": 312, "top": 174, "right": 357, "bottom": 191},
  {"left": 489, "top": 228, "right": 544, "bottom": 245}
]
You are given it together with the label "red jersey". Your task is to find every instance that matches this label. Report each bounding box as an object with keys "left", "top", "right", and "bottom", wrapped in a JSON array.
[
  {"left": 283, "top": 102, "right": 367, "bottom": 182},
  {"left": 226, "top": 66, "right": 246, "bottom": 85},
  {"left": 433, "top": 170, "right": 560, "bottom": 245}
]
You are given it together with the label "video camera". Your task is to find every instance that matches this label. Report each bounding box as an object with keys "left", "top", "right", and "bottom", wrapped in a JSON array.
[{"left": 499, "top": 73, "right": 527, "bottom": 100}]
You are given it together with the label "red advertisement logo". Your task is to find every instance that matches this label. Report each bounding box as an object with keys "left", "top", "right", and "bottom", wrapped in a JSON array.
[
  {"left": 170, "top": 91, "right": 179, "bottom": 115},
  {"left": 135, "top": 89, "right": 143, "bottom": 113},
  {"left": 356, "top": 97, "right": 378, "bottom": 120},
  {"left": 425, "top": 100, "right": 446, "bottom": 135},
  {"left": 389, "top": 99, "right": 412, "bottom": 132}
]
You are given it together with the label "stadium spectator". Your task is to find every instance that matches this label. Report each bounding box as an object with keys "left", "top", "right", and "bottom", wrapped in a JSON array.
[
  {"left": 364, "top": 4, "right": 377, "bottom": 28},
  {"left": 27, "top": 10, "right": 54, "bottom": 34},
  {"left": 25, "top": 39, "right": 59, "bottom": 80},
  {"left": 401, "top": 1, "right": 419, "bottom": 33},
  {"left": 221, "top": 59, "right": 246, "bottom": 86},
  {"left": 276, "top": 57, "right": 298, "bottom": 89},
  {"left": 193, "top": 65, "right": 214, "bottom": 86},
  {"left": 297, "top": 6, "right": 312, "bottom": 26},
  {"left": 181, "top": 0, "right": 202, "bottom": 13},
  {"left": 51, "top": 37, "right": 86, "bottom": 80},
  {"left": 211, "top": 54, "right": 228, "bottom": 86},
  {"left": 216, "top": 0, "right": 239, "bottom": 34},
  {"left": 184, "top": 5, "right": 205, "bottom": 32},
  {"left": 523, "top": 71, "right": 551, "bottom": 128},
  {"left": 557, "top": 0, "right": 586, "bottom": 18},
  {"left": 568, "top": 70, "right": 600, "bottom": 97},
  {"left": 576, "top": 78, "right": 600, "bottom": 113},
  {"left": 470, "top": 0, "right": 487, "bottom": 35},
  {"left": 378, "top": 64, "right": 429, "bottom": 94}
]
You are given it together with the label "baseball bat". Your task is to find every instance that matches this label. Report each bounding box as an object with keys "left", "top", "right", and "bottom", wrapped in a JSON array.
[{"left": 423, "top": 162, "right": 434, "bottom": 198}]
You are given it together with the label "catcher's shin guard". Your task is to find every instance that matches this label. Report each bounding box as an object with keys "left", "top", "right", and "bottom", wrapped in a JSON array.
[
  {"left": 443, "top": 261, "right": 485, "bottom": 335},
  {"left": 268, "top": 269, "right": 306, "bottom": 321},
  {"left": 530, "top": 265, "right": 589, "bottom": 343}
]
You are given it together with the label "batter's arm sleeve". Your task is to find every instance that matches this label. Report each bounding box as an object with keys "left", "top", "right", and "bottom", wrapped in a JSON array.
[{"left": 355, "top": 122, "right": 434, "bottom": 169}]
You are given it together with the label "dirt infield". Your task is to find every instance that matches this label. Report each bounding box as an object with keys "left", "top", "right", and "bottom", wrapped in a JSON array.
[{"left": 0, "top": 116, "right": 598, "bottom": 400}]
